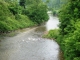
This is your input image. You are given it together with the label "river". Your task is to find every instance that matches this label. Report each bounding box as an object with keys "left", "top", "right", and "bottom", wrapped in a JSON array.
[
  {"left": 46, "top": 13, "right": 59, "bottom": 31},
  {"left": 0, "top": 13, "right": 60, "bottom": 60}
]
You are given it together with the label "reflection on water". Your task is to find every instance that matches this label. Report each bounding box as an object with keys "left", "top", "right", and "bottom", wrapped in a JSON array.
[{"left": 46, "top": 14, "right": 59, "bottom": 31}]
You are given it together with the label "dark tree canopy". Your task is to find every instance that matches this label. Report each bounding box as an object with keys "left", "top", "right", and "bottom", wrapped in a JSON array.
[{"left": 19, "top": 0, "right": 26, "bottom": 8}]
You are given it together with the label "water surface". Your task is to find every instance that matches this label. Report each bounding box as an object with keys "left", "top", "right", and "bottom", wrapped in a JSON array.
[
  {"left": 46, "top": 13, "right": 59, "bottom": 31},
  {"left": 0, "top": 14, "right": 60, "bottom": 60}
]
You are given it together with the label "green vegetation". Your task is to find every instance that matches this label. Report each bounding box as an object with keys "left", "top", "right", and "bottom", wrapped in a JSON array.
[
  {"left": 45, "top": 0, "right": 80, "bottom": 60},
  {"left": 1, "top": 0, "right": 80, "bottom": 60},
  {"left": 43, "top": 29, "right": 59, "bottom": 39},
  {"left": 58, "top": 0, "right": 80, "bottom": 60},
  {"left": 0, "top": 0, "right": 49, "bottom": 33},
  {"left": 42, "top": 0, "right": 68, "bottom": 16},
  {"left": 23, "top": 0, "right": 49, "bottom": 25},
  {"left": 0, "top": 0, "right": 34, "bottom": 33}
]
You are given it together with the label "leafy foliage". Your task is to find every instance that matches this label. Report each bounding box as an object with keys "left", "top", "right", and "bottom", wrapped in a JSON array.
[
  {"left": 9, "top": 2, "right": 22, "bottom": 15},
  {"left": 0, "top": 1, "right": 35, "bottom": 33},
  {"left": 44, "top": 29, "right": 59, "bottom": 39},
  {"left": 0, "top": 0, "right": 48, "bottom": 33},
  {"left": 23, "top": 0, "right": 49, "bottom": 25},
  {"left": 58, "top": 0, "right": 80, "bottom": 60}
]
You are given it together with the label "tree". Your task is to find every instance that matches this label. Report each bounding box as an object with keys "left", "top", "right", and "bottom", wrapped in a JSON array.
[
  {"left": 58, "top": 0, "right": 80, "bottom": 60},
  {"left": 23, "top": 0, "right": 49, "bottom": 25}
]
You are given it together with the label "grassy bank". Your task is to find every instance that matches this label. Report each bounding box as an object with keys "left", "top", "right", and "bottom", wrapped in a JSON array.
[{"left": 43, "top": 29, "right": 59, "bottom": 39}]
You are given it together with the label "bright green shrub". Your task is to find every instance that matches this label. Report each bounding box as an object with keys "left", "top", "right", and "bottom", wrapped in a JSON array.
[
  {"left": 15, "top": 14, "right": 35, "bottom": 28},
  {"left": 0, "top": 1, "right": 35, "bottom": 33},
  {"left": 44, "top": 29, "right": 59, "bottom": 39},
  {"left": 0, "top": 21, "right": 10, "bottom": 32}
]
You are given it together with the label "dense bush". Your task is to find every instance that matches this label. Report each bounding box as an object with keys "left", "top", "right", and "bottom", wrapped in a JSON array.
[
  {"left": 23, "top": 2, "right": 49, "bottom": 25},
  {"left": 15, "top": 14, "right": 35, "bottom": 28},
  {"left": 0, "top": 0, "right": 49, "bottom": 33},
  {"left": 0, "top": 1, "right": 35, "bottom": 33},
  {"left": 43, "top": 29, "right": 59, "bottom": 39},
  {"left": 58, "top": 0, "right": 80, "bottom": 60},
  {"left": 60, "top": 20, "right": 80, "bottom": 60},
  {"left": 9, "top": 3, "right": 22, "bottom": 15}
]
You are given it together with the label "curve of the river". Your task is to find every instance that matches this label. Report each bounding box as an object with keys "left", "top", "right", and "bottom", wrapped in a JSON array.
[{"left": 0, "top": 14, "right": 60, "bottom": 60}]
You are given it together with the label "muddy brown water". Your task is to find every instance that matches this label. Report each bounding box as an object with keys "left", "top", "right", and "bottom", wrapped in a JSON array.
[{"left": 0, "top": 14, "right": 60, "bottom": 60}]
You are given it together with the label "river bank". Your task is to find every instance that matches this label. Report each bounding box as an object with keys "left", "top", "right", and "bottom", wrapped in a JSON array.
[{"left": 0, "top": 13, "right": 61, "bottom": 60}]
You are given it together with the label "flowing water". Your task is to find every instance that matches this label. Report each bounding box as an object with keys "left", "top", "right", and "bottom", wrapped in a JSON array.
[
  {"left": 0, "top": 14, "right": 60, "bottom": 60},
  {"left": 46, "top": 13, "right": 59, "bottom": 31}
]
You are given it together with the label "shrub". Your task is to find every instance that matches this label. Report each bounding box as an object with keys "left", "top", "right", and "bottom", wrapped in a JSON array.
[
  {"left": 57, "top": 0, "right": 80, "bottom": 60},
  {"left": 0, "top": 1, "right": 35, "bottom": 33},
  {"left": 24, "top": 3, "right": 49, "bottom": 25},
  {"left": 44, "top": 29, "right": 59, "bottom": 39}
]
